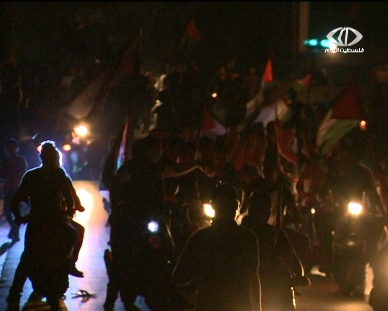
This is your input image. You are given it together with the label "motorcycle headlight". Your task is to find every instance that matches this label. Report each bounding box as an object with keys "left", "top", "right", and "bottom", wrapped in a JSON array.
[
  {"left": 147, "top": 221, "right": 159, "bottom": 233},
  {"left": 347, "top": 201, "right": 363, "bottom": 215},
  {"left": 203, "top": 203, "right": 215, "bottom": 219}
]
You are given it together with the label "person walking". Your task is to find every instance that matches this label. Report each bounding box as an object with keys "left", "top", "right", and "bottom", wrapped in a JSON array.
[{"left": 0, "top": 138, "right": 28, "bottom": 242}]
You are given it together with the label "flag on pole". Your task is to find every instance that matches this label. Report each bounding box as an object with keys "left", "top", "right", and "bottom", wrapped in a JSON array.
[
  {"left": 100, "top": 116, "right": 133, "bottom": 191},
  {"left": 331, "top": 80, "right": 365, "bottom": 120},
  {"left": 261, "top": 59, "right": 273, "bottom": 86},
  {"left": 201, "top": 108, "right": 227, "bottom": 138},
  {"left": 316, "top": 80, "right": 365, "bottom": 156},
  {"left": 66, "top": 32, "right": 142, "bottom": 122}
]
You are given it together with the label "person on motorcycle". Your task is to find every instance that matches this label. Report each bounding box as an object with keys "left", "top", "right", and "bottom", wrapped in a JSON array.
[
  {"left": 6, "top": 140, "right": 77, "bottom": 311},
  {"left": 172, "top": 183, "right": 262, "bottom": 311},
  {"left": 104, "top": 134, "right": 164, "bottom": 311},
  {"left": 241, "top": 190, "right": 309, "bottom": 310},
  {"left": 103, "top": 134, "right": 212, "bottom": 311}
]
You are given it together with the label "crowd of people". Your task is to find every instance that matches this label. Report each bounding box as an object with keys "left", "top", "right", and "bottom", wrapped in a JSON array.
[{"left": 2, "top": 52, "right": 388, "bottom": 310}]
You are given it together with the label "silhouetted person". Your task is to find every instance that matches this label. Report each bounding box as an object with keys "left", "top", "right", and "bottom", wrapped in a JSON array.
[
  {"left": 6, "top": 141, "right": 76, "bottom": 311},
  {"left": 241, "top": 190, "right": 301, "bottom": 310},
  {"left": 172, "top": 183, "right": 262, "bottom": 311},
  {"left": 0, "top": 138, "right": 28, "bottom": 242},
  {"left": 104, "top": 135, "right": 166, "bottom": 311}
]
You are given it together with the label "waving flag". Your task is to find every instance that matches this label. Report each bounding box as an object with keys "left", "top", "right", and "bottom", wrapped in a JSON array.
[
  {"left": 66, "top": 32, "right": 142, "bottom": 122},
  {"left": 316, "top": 81, "right": 364, "bottom": 156},
  {"left": 252, "top": 99, "right": 292, "bottom": 127},
  {"left": 201, "top": 108, "right": 227, "bottom": 139}
]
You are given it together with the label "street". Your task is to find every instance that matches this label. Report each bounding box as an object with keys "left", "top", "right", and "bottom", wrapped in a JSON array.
[{"left": 0, "top": 181, "right": 375, "bottom": 311}]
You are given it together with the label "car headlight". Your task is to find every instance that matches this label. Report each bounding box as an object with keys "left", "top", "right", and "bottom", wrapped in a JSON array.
[
  {"left": 147, "top": 221, "right": 159, "bottom": 233},
  {"left": 347, "top": 201, "right": 363, "bottom": 216}
]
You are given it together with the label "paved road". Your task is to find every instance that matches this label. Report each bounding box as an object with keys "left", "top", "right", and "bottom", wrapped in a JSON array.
[{"left": 0, "top": 181, "right": 376, "bottom": 310}]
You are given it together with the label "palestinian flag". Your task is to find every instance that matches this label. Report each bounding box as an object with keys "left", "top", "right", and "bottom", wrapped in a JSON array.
[{"left": 316, "top": 80, "right": 364, "bottom": 156}]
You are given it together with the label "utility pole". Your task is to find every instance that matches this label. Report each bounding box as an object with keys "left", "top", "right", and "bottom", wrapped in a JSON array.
[{"left": 299, "top": 2, "right": 310, "bottom": 53}]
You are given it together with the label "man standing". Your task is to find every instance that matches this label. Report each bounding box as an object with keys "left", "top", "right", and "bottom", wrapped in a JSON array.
[
  {"left": 0, "top": 138, "right": 28, "bottom": 242},
  {"left": 172, "top": 183, "right": 262, "bottom": 311}
]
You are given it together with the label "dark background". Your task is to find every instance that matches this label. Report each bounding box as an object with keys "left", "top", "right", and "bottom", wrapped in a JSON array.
[{"left": 1, "top": 2, "right": 386, "bottom": 78}]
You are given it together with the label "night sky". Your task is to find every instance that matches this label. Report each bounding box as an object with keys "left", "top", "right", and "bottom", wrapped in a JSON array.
[{"left": 0, "top": 2, "right": 387, "bottom": 77}]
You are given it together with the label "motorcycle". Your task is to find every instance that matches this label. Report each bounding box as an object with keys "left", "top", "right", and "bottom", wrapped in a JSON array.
[
  {"left": 26, "top": 220, "right": 76, "bottom": 310},
  {"left": 104, "top": 214, "right": 181, "bottom": 310},
  {"left": 331, "top": 194, "right": 387, "bottom": 296}
]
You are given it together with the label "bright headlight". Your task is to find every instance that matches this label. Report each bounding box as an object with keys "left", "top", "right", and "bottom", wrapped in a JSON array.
[
  {"left": 203, "top": 203, "right": 215, "bottom": 218},
  {"left": 348, "top": 202, "right": 363, "bottom": 215},
  {"left": 147, "top": 221, "right": 159, "bottom": 233}
]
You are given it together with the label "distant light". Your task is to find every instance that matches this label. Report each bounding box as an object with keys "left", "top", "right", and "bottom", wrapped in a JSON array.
[
  {"left": 304, "top": 39, "right": 318, "bottom": 47},
  {"left": 74, "top": 125, "right": 88, "bottom": 137},
  {"left": 95, "top": 59, "right": 100, "bottom": 64},
  {"left": 212, "top": 93, "right": 217, "bottom": 98},
  {"left": 62, "top": 143, "right": 72, "bottom": 152},
  {"left": 147, "top": 221, "right": 159, "bottom": 233},
  {"left": 360, "top": 120, "right": 367, "bottom": 131},
  {"left": 320, "top": 39, "right": 331, "bottom": 48}
]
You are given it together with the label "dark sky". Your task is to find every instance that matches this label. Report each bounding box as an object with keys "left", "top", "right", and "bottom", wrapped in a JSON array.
[{"left": 0, "top": 2, "right": 387, "bottom": 77}]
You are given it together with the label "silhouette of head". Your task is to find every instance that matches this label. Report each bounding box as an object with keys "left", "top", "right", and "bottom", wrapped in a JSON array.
[
  {"left": 248, "top": 190, "right": 272, "bottom": 223},
  {"left": 211, "top": 183, "right": 239, "bottom": 219},
  {"left": 39, "top": 140, "right": 59, "bottom": 167}
]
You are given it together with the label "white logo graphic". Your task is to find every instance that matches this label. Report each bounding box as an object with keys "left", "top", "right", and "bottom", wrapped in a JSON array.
[
  {"left": 326, "top": 27, "right": 363, "bottom": 47},
  {"left": 325, "top": 27, "right": 364, "bottom": 53}
]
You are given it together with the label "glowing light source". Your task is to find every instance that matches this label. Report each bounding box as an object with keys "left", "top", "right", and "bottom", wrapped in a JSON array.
[
  {"left": 203, "top": 203, "right": 215, "bottom": 218},
  {"left": 211, "top": 93, "right": 217, "bottom": 98},
  {"left": 359, "top": 120, "right": 367, "bottom": 131},
  {"left": 147, "top": 221, "right": 159, "bottom": 233},
  {"left": 74, "top": 125, "right": 88, "bottom": 137},
  {"left": 320, "top": 39, "right": 331, "bottom": 48},
  {"left": 348, "top": 201, "right": 363, "bottom": 215},
  {"left": 62, "top": 143, "right": 72, "bottom": 152}
]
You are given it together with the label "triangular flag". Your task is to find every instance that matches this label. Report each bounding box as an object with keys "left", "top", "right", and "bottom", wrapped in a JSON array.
[
  {"left": 185, "top": 19, "right": 202, "bottom": 41},
  {"left": 331, "top": 80, "right": 365, "bottom": 120},
  {"left": 261, "top": 59, "right": 273, "bottom": 86}
]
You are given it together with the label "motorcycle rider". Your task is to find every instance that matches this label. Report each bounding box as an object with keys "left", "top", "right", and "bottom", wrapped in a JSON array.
[
  {"left": 323, "top": 138, "right": 387, "bottom": 295},
  {"left": 241, "top": 190, "right": 309, "bottom": 310},
  {"left": 104, "top": 135, "right": 164, "bottom": 311},
  {"left": 6, "top": 140, "right": 76, "bottom": 311},
  {"left": 172, "top": 183, "right": 262, "bottom": 311},
  {"left": 104, "top": 134, "right": 204, "bottom": 311}
]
